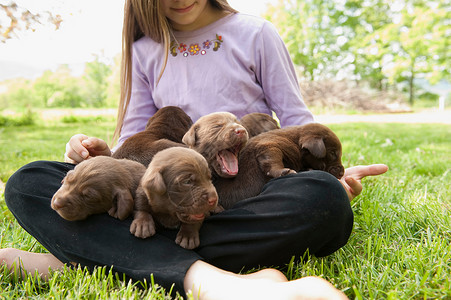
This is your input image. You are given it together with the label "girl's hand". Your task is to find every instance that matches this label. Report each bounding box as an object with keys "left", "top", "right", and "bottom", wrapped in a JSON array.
[
  {"left": 64, "top": 134, "right": 112, "bottom": 164},
  {"left": 340, "top": 164, "right": 389, "bottom": 201}
]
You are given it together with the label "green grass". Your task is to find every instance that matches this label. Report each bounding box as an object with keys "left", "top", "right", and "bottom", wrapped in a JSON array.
[
  {"left": 0, "top": 118, "right": 450, "bottom": 299},
  {"left": 0, "top": 118, "right": 116, "bottom": 183}
]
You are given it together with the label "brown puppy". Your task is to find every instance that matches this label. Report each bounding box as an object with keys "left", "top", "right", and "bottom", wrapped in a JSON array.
[
  {"left": 51, "top": 156, "right": 146, "bottom": 221},
  {"left": 130, "top": 147, "right": 219, "bottom": 249},
  {"left": 113, "top": 106, "right": 193, "bottom": 166},
  {"left": 182, "top": 112, "right": 248, "bottom": 178},
  {"left": 214, "top": 123, "right": 345, "bottom": 209},
  {"left": 239, "top": 112, "right": 280, "bottom": 138}
]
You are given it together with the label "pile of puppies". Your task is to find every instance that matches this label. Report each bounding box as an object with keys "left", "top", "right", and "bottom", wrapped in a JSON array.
[{"left": 51, "top": 106, "right": 344, "bottom": 249}]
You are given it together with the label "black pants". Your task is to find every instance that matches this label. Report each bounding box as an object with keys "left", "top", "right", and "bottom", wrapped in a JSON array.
[{"left": 5, "top": 160, "right": 353, "bottom": 297}]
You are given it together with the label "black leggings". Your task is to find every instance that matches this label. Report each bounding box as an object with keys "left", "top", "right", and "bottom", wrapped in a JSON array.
[{"left": 5, "top": 160, "right": 353, "bottom": 297}]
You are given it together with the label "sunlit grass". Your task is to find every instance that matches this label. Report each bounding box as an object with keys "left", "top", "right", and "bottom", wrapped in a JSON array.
[{"left": 0, "top": 117, "right": 450, "bottom": 299}]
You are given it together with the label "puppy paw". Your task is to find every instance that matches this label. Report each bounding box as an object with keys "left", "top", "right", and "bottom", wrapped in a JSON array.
[
  {"left": 176, "top": 231, "right": 200, "bottom": 249},
  {"left": 284, "top": 169, "right": 297, "bottom": 176},
  {"left": 108, "top": 206, "right": 120, "bottom": 219},
  {"left": 268, "top": 168, "right": 296, "bottom": 178},
  {"left": 108, "top": 206, "right": 117, "bottom": 218},
  {"left": 211, "top": 205, "right": 225, "bottom": 214},
  {"left": 130, "top": 218, "right": 156, "bottom": 239}
]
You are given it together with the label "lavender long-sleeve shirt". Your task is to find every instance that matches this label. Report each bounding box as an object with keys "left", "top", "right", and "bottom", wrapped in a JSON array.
[{"left": 115, "top": 13, "right": 314, "bottom": 150}]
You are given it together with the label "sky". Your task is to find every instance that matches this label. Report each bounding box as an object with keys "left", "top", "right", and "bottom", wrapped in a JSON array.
[{"left": 0, "top": 0, "right": 276, "bottom": 80}]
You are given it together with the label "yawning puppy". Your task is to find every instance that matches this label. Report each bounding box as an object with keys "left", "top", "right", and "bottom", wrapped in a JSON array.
[
  {"left": 214, "top": 123, "right": 345, "bottom": 209},
  {"left": 239, "top": 112, "right": 280, "bottom": 138},
  {"left": 182, "top": 112, "right": 248, "bottom": 178},
  {"left": 130, "top": 147, "right": 219, "bottom": 249},
  {"left": 113, "top": 106, "right": 193, "bottom": 166},
  {"left": 51, "top": 156, "right": 146, "bottom": 221}
]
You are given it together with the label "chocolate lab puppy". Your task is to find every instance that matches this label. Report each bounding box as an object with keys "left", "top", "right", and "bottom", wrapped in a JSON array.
[
  {"left": 239, "top": 112, "right": 280, "bottom": 138},
  {"left": 51, "top": 156, "right": 146, "bottom": 221},
  {"left": 130, "top": 147, "right": 220, "bottom": 249},
  {"left": 214, "top": 123, "right": 345, "bottom": 209},
  {"left": 182, "top": 112, "right": 248, "bottom": 178},
  {"left": 113, "top": 106, "right": 193, "bottom": 166}
]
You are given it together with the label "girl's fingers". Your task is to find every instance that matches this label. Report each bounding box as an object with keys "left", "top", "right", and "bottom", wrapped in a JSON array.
[
  {"left": 82, "top": 137, "right": 111, "bottom": 156},
  {"left": 345, "top": 176, "right": 362, "bottom": 198},
  {"left": 344, "top": 164, "right": 388, "bottom": 180},
  {"left": 64, "top": 134, "right": 90, "bottom": 164}
]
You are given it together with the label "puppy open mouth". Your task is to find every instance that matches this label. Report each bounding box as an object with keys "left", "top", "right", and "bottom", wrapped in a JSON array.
[
  {"left": 216, "top": 143, "right": 244, "bottom": 176},
  {"left": 178, "top": 212, "right": 206, "bottom": 223},
  {"left": 190, "top": 213, "right": 206, "bottom": 221}
]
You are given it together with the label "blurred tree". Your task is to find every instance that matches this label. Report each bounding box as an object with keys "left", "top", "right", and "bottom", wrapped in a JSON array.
[
  {"left": 0, "top": 78, "right": 38, "bottom": 109},
  {"left": 358, "top": 0, "right": 450, "bottom": 104},
  {"left": 34, "top": 66, "right": 84, "bottom": 107},
  {"left": 264, "top": 0, "right": 450, "bottom": 104},
  {"left": 1, "top": 59, "right": 118, "bottom": 109},
  {"left": 104, "top": 54, "right": 122, "bottom": 108},
  {"left": 82, "top": 54, "right": 113, "bottom": 107},
  {"left": 265, "top": 0, "right": 341, "bottom": 80},
  {"left": 0, "top": 1, "right": 62, "bottom": 42},
  {"left": 342, "top": 0, "right": 393, "bottom": 89},
  {"left": 33, "top": 70, "right": 59, "bottom": 107}
]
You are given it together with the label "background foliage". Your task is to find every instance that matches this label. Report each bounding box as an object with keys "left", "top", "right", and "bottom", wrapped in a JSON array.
[
  {"left": 1, "top": 0, "right": 449, "bottom": 111},
  {"left": 0, "top": 54, "right": 120, "bottom": 110},
  {"left": 264, "top": 0, "right": 450, "bottom": 104},
  {"left": 0, "top": 2, "right": 61, "bottom": 43}
]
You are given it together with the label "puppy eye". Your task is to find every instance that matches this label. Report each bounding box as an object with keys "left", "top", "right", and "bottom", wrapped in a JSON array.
[
  {"left": 182, "top": 179, "right": 192, "bottom": 185},
  {"left": 182, "top": 175, "right": 194, "bottom": 185},
  {"left": 327, "top": 151, "right": 337, "bottom": 160}
]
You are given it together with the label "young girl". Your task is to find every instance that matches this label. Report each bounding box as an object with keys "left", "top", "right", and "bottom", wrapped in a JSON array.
[{"left": 3, "top": 0, "right": 388, "bottom": 299}]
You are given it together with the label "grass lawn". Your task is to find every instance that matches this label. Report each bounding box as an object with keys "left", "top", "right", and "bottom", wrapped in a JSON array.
[{"left": 0, "top": 117, "right": 450, "bottom": 299}]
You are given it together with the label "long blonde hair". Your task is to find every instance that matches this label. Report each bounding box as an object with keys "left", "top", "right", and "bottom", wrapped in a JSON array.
[{"left": 112, "top": 0, "right": 237, "bottom": 146}]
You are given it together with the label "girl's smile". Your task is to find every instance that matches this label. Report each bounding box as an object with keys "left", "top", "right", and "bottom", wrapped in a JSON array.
[
  {"left": 171, "top": 3, "right": 195, "bottom": 14},
  {"left": 161, "top": 0, "right": 227, "bottom": 31}
]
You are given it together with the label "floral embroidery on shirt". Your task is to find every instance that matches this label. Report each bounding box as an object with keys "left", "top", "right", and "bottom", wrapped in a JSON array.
[
  {"left": 203, "top": 40, "right": 212, "bottom": 49},
  {"left": 189, "top": 44, "right": 201, "bottom": 55},
  {"left": 178, "top": 43, "right": 187, "bottom": 52},
  {"left": 170, "top": 34, "right": 223, "bottom": 57}
]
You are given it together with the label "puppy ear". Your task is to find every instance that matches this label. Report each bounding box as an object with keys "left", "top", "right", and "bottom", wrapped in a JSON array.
[
  {"left": 114, "top": 189, "right": 134, "bottom": 220},
  {"left": 300, "top": 136, "right": 326, "bottom": 158},
  {"left": 143, "top": 169, "right": 167, "bottom": 195},
  {"left": 62, "top": 170, "right": 75, "bottom": 183},
  {"left": 182, "top": 125, "right": 197, "bottom": 146}
]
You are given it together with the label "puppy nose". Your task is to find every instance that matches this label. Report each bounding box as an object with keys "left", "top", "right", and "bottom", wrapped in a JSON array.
[
  {"left": 329, "top": 166, "right": 345, "bottom": 179},
  {"left": 208, "top": 196, "right": 218, "bottom": 206},
  {"left": 51, "top": 198, "right": 62, "bottom": 209},
  {"left": 235, "top": 127, "right": 246, "bottom": 136}
]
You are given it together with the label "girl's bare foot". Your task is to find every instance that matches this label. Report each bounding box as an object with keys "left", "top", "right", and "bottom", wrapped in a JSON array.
[
  {"left": 0, "top": 248, "right": 64, "bottom": 279},
  {"left": 242, "top": 268, "right": 288, "bottom": 282},
  {"left": 184, "top": 260, "right": 347, "bottom": 300}
]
